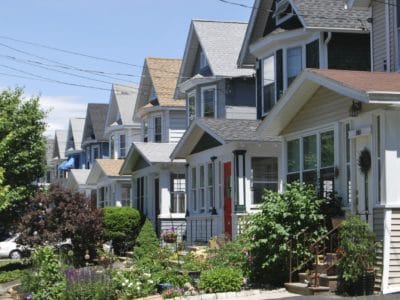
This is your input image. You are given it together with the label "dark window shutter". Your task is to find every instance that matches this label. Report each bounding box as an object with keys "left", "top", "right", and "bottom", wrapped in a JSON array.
[
  {"left": 256, "top": 60, "right": 262, "bottom": 120},
  {"left": 306, "top": 39, "right": 320, "bottom": 68},
  {"left": 276, "top": 49, "right": 283, "bottom": 101}
]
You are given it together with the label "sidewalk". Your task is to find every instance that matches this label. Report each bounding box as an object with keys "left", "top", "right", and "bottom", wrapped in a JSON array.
[{"left": 0, "top": 280, "right": 18, "bottom": 300}]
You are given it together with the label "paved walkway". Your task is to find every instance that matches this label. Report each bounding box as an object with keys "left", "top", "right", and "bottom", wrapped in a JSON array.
[{"left": 0, "top": 280, "right": 17, "bottom": 300}]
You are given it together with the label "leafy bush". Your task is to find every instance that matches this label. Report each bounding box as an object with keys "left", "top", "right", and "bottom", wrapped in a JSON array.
[
  {"left": 133, "top": 218, "right": 159, "bottom": 260},
  {"left": 64, "top": 267, "right": 116, "bottom": 300},
  {"left": 103, "top": 207, "right": 141, "bottom": 255},
  {"left": 244, "top": 182, "right": 327, "bottom": 286},
  {"left": 208, "top": 236, "right": 251, "bottom": 277},
  {"left": 199, "top": 267, "right": 243, "bottom": 293},
  {"left": 19, "top": 185, "right": 104, "bottom": 266},
  {"left": 113, "top": 266, "right": 156, "bottom": 299},
  {"left": 181, "top": 253, "right": 209, "bottom": 272},
  {"left": 0, "top": 269, "right": 24, "bottom": 283},
  {"left": 21, "top": 246, "right": 66, "bottom": 300},
  {"left": 337, "top": 215, "right": 376, "bottom": 295},
  {"left": 153, "top": 268, "right": 190, "bottom": 288}
]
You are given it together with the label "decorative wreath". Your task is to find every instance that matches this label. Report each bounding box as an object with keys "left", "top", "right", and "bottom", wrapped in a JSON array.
[{"left": 358, "top": 148, "right": 371, "bottom": 175}]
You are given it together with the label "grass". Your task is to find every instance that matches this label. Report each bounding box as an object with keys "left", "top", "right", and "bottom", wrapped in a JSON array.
[
  {"left": 0, "top": 259, "right": 31, "bottom": 283},
  {"left": 0, "top": 269, "right": 24, "bottom": 283}
]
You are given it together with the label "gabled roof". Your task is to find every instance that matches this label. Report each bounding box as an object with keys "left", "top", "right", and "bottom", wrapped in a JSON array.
[
  {"left": 82, "top": 103, "right": 109, "bottom": 143},
  {"left": 68, "top": 169, "right": 91, "bottom": 186},
  {"left": 171, "top": 118, "right": 279, "bottom": 159},
  {"left": 177, "top": 19, "right": 254, "bottom": 96},
  {"left": 45, "top": 138, "right": 54, "bottom": 164},
  {"left": 238, "top": 0, "right": 370, "bottom": 67},
  {"left": 105, "top": 83, "right": 140, "bottom": 128},
  {"left": 135, "top": 57, "right": 184, "bottom": 113},
  {"left": 257, "top": 69, "right": 400, "bottom": 136},
  {"left": 66, "top": 117, "right": 85, "bottom": 152},
  {"left": 120, "top": 142, "right": 185, "bottom": 175},
  {"left": 86, "top": 159, "right": 127, "bottom": 185},
  {"left": 53, "top": 130, "right": 68, "bottom": 160}
]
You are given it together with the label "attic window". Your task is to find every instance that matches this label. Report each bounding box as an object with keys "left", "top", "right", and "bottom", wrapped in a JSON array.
[
  {"left": 200, "top": 50, "right": 208, "bottom": 69},
  {"left": 273, "top": 0, "right": 293, "bottom": 25}
]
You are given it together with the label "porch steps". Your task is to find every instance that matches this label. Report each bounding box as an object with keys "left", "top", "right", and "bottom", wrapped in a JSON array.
[{"left": 284, "top": 282, "right": 330, "bottom": 296}]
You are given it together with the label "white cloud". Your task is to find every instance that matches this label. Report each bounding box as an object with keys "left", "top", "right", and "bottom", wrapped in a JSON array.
[{"left": 39, "top": 95, "right": 87, "bottom": 138}]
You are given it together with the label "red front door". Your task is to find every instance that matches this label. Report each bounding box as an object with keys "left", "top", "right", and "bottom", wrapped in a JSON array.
[{"left": 224, "top": 162, "right": 232, "bottom": 239}]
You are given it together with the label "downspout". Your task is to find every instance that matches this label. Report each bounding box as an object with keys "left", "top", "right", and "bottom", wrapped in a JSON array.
[
  {"left": 385, "top": 1, "right": 391, "bottom": 71},
  {"left": 324, "top": 32, "right": 332, "bottom": 68}
]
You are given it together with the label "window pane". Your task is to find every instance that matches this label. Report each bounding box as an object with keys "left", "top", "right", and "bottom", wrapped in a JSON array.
[
  {"left": 188, "top": 94, "right": 196, "bottom": 123},
  {"left": 154, "top": 117, "right": 162, "bottom": 142},
  {"left": 303, "top": 135, "right": 317, "bottom": 170},
  {"left": 320, "top": 131, "right": 334, "bottom": 168},
  {"left": 253, "top": 183, "right": 278, "bottom": 204},
  {"left": 287, "top": 46, "right": 302, "bottom": 86},
  {"left": 200, "top": 166, "right": 205, "bottom": 187},
  {"left": 302, "top": 170, "right": 317, "bottom": 187},
  {"left": 120, "top": 135, "right": 126, "bottom": 157},
  {"left": 203, "top": 88, "right": 215, "bottom": 117},
  {"left": 191, "top": 168, "right": 196, "bottom": 188},
  {"left": 263, "top": 56, "right": 275, "bottom": 114},
  {"left": 287, "top": 139, "right": 300, "bottom": 172},
  {"left": 252, "top": 157, "right": 278, "bottom": 181},
  {"left": 287, "top": 173, "right": 300, "bottom": 183}
]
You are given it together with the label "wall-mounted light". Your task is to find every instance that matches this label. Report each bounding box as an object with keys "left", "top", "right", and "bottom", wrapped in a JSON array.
[{"left": 349, "top": 101, "right": 362, "bottom": 117}]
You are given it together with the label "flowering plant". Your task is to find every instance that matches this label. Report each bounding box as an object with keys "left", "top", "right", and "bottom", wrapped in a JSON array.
[
  {"left": 113, "top": 266, "right": 156, "bottom": 299},
  {"left": 161, "top": 228, "right": 177, "bottom": 243}
]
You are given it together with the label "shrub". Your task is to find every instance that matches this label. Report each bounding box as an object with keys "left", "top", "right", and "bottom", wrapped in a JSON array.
[
  {"left": 0, "top": 269, "right": 24, "bottom": 283},
  {"left": 337, "top": 215, "right": 376, "bottom": 295},
  {"left": 199, "top": 267, "right": 243, "bottom": 293},
  {"left": 113, "top": 266, "right": 157, "bottom": 299},
  {"left": 103, "top": 207, "right": 141, "bottom": 255},
  {"left": 244, "top": 182, "right": 327, "bottom": 286},
  {"left": 21, "top": 246, "right": 65, "bottom": 300},
  {"left": 133, "top": 218, "right": 159, "bottom": 260},
  {"left": 64, "top": 267, "right": 115, "bottom": 300}
]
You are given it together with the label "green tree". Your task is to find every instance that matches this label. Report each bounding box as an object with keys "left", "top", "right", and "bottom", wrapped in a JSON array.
[{"left": 0, "top": 88, "right": 46, "bottom": 226}]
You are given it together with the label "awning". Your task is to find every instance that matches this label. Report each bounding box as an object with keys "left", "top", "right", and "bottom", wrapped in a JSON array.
[{"left": 58, "top": 157, "right": 74, "bottom": 170}]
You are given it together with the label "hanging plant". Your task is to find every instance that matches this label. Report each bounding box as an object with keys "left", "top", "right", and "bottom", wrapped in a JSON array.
[{"left": 358, "top": 148, "right": 371, "bottom": 175}]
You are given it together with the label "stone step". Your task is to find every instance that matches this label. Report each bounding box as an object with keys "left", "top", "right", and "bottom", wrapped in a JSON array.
[
  {"left": 319, "top": 274, "right": 338, "bottom": 292},
  {"left": 284, "top": 282, "right": 330, "bottom": 296}
]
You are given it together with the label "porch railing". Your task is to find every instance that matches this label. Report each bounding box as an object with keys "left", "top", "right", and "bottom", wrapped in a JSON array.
[{"left": 187, "top": 216, "right": 218, "bottom": 245}]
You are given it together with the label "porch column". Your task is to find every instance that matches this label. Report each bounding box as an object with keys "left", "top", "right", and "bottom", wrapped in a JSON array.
[{"left": 233, "top": 150, "right": 246, "bottom": 212}]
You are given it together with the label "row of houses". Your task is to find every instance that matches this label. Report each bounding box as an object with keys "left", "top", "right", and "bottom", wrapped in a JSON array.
[{"left": 42, "top": 0, "right": 400, "bottom": 294}]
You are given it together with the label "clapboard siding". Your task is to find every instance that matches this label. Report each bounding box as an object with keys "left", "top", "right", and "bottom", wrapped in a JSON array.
[
  {"left": 282, "top": 87, "right": 382, "bottom": 135},
  {"left": 374, "top": 207, "right": 385, "bottom": 241},
  {"left": 389, "top": 3, "right": 396, "bottom": 71},
  {"left": 226, "top": 106, "right": 257, "bottom": 120},
  {"left": 372, "top": 3, "right": 387, "bottom": 71},
  {"left": 169, "top": 111, "right": 187, "bottom": 143},
  {"left": 389, "top": 209, "right": 400, "bottom": 288}
]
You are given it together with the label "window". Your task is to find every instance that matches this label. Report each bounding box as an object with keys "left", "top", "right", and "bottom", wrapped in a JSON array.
[
  {"left": 136, "top": 177, "right": 145, "bottom": 212},
  {"left": 262, "top": 56, "right": 275, "bottom": 115},
  {"left": 98, "top": 187, "right": 105, "bottom": 208},
  {"left": 201, "top": 86, "right": 216, "bottom": 118},
  {"left": 191, "top": 167, "right": 197, "bottom": 211},
  {"left": 200, "top": 50, "right": 208, "bottom": 69},
  {"left": 121, "top": 184, "right": 131, "bottom": 207},
  {"left": 274, "top": 0, "right": 293, "bottom": 25},
  {"left": 92, "top": 146, "right": 99, "bottom": 161},
  {"left": 188, "top": 92, "right": 196, "bottom": 124},
  {"left": 207, "top": 163, "right": 213, "bottom": 210},
  {"left": 287, "top": 130, "right": 335, "bottom": 197},
  {"left": 251, "top": 157, "right": 278, "bottom": 204},
  {"left": 143, "top": 120, "right": 148, "bottom": 142},
  {"left": 171, "top": 174, "right": 185, "bottom": 213},
  {"left": 119, "top": 135, "right": 126, "bottom": 157},
  {"left": 110, "top": 136, "right": 115, "bottom": 159},
  {"left": 199, "top": 165, "right": 205, "bottom": 211},
  {"left": 287, "top": 47, "right": 302, "bottom": 86},
  {"left": 154, "top": 117, "right": 162, "bottom": 142}
]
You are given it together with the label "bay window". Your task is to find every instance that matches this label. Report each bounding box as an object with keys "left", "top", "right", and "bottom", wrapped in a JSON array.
[{"left": 201, "top": 86, "right": 217, "bottom": 118}]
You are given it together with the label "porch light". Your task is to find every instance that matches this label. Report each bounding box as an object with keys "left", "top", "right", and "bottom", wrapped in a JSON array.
[{"left": 349, "top": 101, "right": 362, "bottom": 117}]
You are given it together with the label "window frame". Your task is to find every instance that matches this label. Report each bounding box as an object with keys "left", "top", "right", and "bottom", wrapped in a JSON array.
[
  {"left": 154, "top": 116, "right": 162, "bottom": 143},
  {"left": 286, "top": 46, "right": 303, "bottom": 86},
  {"left": 143, "top": 119, "right": 149, "bottom": 142},
  {"left": 201, "top": 85, "right": 217, "bottom": 118},
  {"left": 261, "top": 55, "right": 276, "bottom": 116},
  {"left": 199, "top": 165, "right": 205, "bottom": 212},
  {"left": 251, "top": 157, "right": 279, "bottom": 205},
  {"left": 119, "top": 134, "right": 126, "bottom": 158},
  {"left": 170, "top": 173, "right": 186, "bottom": 214},
  {"left": 187, "top": 91, "right": 196, "bottom": 125},
  {"left": 191, "top": 167, "right": 197, "bottom": 212},
  {"left": 121, "top": 184, "right": 131, "bottom": 207}
]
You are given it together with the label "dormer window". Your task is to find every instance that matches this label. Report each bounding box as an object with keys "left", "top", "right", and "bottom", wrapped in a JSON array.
[
  {"left": 200, "top": 50, "right": 208, "bottom": 69},
  {"left": 274, "top": 0, "right": 293, "bottom": 25}
]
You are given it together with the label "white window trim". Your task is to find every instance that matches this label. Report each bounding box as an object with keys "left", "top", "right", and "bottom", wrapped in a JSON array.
[
  {"left": 261, "top": 55, "right": 276, "bottom": 117},
  {"left": 201, "top": 85, "right": 217, "bottom": 118},
  {"left": 191, "top": 167, "right": 198, "bottom": 213},
  {"left": 250, "top": 157, "right": 279, "bottom": 206},
  {"left": 274, "top": 0, "right": 292, "bottom": 26},
  {"left": 199, "top": 164, "right": 206, "bottom": 212}
]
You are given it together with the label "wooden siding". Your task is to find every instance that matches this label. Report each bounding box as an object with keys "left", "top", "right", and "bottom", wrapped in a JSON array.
[
  {"left": 389, "top": 2, "right": 397, "bottom": 71},
  {"left": 389, "top": 209, "right": 400, "bottom": 286},
  {"left": 374, "top": 207, "right": 385, "bottom": 242},
  {"left": 169, "top": 111, "right": 187, "bottom": 143},
  {"left": 372, "top": 3, "right": 388, "bottom": 71},
  {"left": 226, "top": 106, "right": 257, "bottom": 120},
  {"left": 282, "top": 87, "right": 382, "bottom": 135}
]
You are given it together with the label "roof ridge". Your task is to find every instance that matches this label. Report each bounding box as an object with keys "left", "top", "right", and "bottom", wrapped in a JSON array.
[
  {"left": 146, "top": 56, "right": 182, "bottom": 62},
  {"left": 192, "top": 19, "right": 247, "bottom": 25}
]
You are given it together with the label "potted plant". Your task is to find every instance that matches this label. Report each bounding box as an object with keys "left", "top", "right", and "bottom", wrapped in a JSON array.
[
  {"left": 161, "top": 228, "right": 177, "bottom": 243},
  {"left": 337, "top": 215, "right": 376, "bottom": 296}
]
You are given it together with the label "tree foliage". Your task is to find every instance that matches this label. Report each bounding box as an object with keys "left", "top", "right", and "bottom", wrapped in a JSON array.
[
  {"left": 18, "top": 185, "right": 103, "bottom": 266},
  {"left": 244, "top": 182, "right": 327, "bottom": 286},
  {"left": 103, "top": 206, "right": 141, "bottom": 255},
  {"left": 0, "top": 88, "right": 47, "bottom": 225}
]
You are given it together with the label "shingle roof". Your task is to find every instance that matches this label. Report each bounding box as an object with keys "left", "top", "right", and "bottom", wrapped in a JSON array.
[
  {"left": 83, "top": 103, "right": 109, "bottom": 142},
  {"left": 309, "top": 69, "right": 400, "bottom": 93},
  {"left": 132, "top": 142, "right": 184, "bottom": 163},
  {"left": 69, "top": 169, "right": 91, "bottom": 185},
  {"left": 192, "top": 20, "right": 254, "bottom": 77},
  {"left": 197, "top": 118, "right": 277, "bottom": 142},
  {"left": 292, "top": 0, "right": 371, "bottom": 31},
  {"left": 53, "top": 130, "right": 67, "bottom": 159},
  {"left": 95, "top": 159, "right": 125, "bottom": 177},
  {"left": 45, "top": 138, "right": 54, "bottom": 164},
  {"left": 111, "top": 83, "right": 139, "bottom": 125}
]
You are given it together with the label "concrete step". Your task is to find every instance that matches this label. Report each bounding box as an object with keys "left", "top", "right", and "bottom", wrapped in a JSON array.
[
  {"left": 319, "top": 274, "right": 338, "bottom": 292},
  {"left": 284, "top": 282, "right": 330, "bottom": 296}
]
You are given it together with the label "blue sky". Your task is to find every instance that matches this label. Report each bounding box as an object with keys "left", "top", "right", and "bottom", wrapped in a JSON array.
[{"left": 0, "top": 0, "right": 251, "bottom": 137}]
